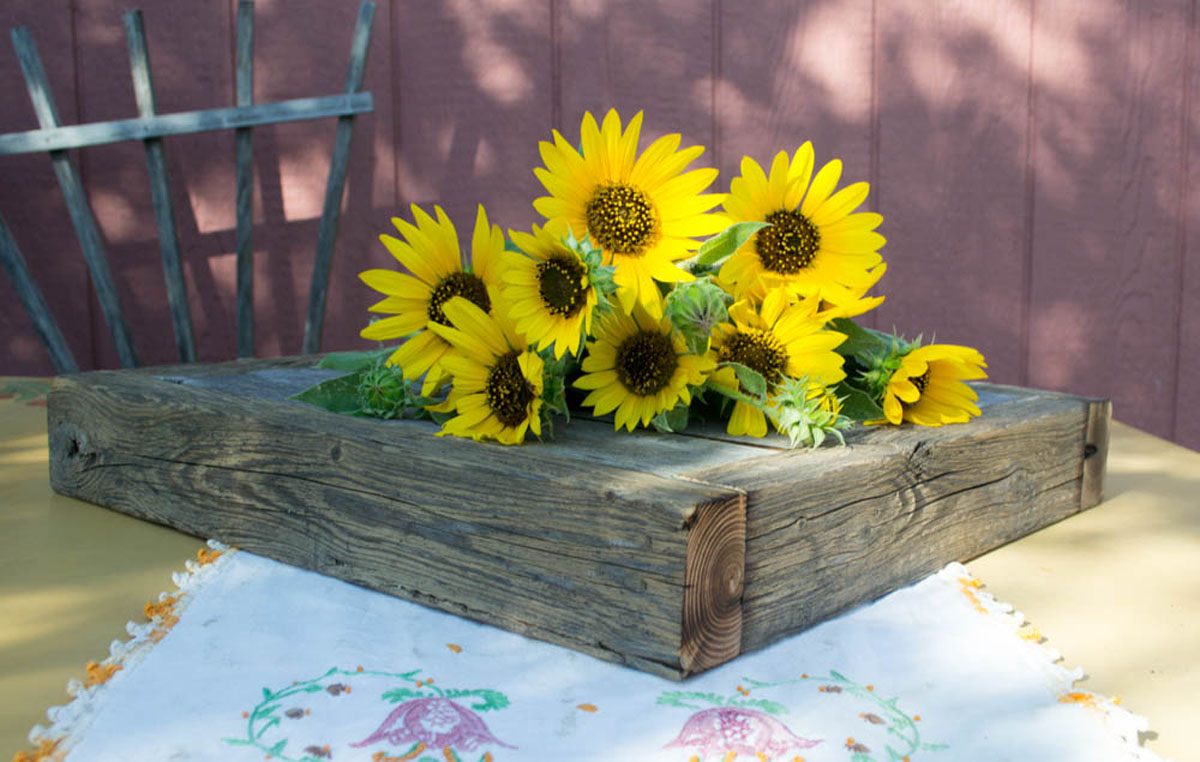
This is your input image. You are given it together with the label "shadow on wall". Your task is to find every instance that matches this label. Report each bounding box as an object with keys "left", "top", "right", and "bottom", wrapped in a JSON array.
[{"left": 0, "top": 0, "right": 1194, "bottom": 449}]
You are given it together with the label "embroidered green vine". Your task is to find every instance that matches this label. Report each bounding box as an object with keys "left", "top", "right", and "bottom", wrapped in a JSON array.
[{"left": 743, "top": 671, "right": 948, "bottom": 762}]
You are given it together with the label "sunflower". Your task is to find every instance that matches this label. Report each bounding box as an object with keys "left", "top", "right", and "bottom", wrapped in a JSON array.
[
  {"left": 719, "top": 144, "right": 885, "bottom": 304},
  {"left": 532, "top": 109, "right": 727, "bottom": 319},
  {"left": 427, "top": 296, "right": 543, "bottom": 445},
  {"left": 709, "top": 289, "right": 847, "bottom": 437},
  {"left": 574, "top": 301, "right": 715, "bottom": 431},
  {"left": 359, "top": 204, "right": 504, "bottom": 394},
  {"left": 503, "top": 219, "right": 598, "bottom": 359},
  {"left": 814, "top": 263, "right": 887, "bottom": 323},
  {"left": 879, "top": 344, "right": 988, "bottom": 426}
]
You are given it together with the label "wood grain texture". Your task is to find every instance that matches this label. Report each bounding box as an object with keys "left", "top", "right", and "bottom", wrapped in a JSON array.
[
  {"left": 680, "top": 490, "right": 745, "bottom": 675},
  {"left": 1026, "top": 0, "right": 1188, "bottom": 440},
  {"left": 682, "top": 385, "right": 1097, "bottom": 653},
  {"left": 873, "top": 0, "right": 1031, "bottom": 377},
  {"left": 46, "top": 358, "right": 1105, "bottom": 676},
  {"left": 47, "top": 367, "right": 747, "bottom": 678}
]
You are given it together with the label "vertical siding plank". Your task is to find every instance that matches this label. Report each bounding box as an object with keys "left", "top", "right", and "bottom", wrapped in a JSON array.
[
  {"left": 0, "top": 1, "right": 91, "bottom": 374},
  {"left": 557, "top": 0, "right": 714, "bottom": 151},
  {"left": 716, "top": 1, "right": 873, "bottom": 194},
  {"left": 1027, "top": 1, "right": 1188, "bottom": 439},
  {"left": 235, "top": 0, "right": 255, "bottom": 358},
  {"left": 124, "top": 9, "right": 197, "bottom": 364},
  {"left": 1174, "top": 0, "right": 1200, "bottom": 451},
  {"left": 873, "top": 1, "right": 1032, "bottom": 381},
  {"left": 392, "top": 1, "right": 553, "bottom": 233}
]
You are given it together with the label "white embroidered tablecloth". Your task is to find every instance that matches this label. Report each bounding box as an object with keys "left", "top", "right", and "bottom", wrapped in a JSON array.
[{"left": 25, "top": 544, "right": 1164, "bottom": 762}]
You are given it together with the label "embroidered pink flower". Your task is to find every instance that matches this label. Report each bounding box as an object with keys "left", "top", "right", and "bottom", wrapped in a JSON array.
[
  {"left": 351, "top": 697, "right": 514, "bottom": 752},
  {"left": 664, "top": 707, "right": 820, "bottom": 758}
]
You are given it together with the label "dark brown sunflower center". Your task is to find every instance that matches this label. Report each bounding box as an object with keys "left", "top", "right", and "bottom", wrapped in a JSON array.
[
  {"left": 428, "top": 271, "right": 491, "bottom": 326},
  {"left": 485, "top": 351, "right": 536, "bottom": 427},
  {"left": 757, "top": 209, "right": 821, "bottom": 274},
  {"left": 585, "top": 183, "right": 658, "bottom": 256},
  {"left": 720, "top": 330, "right": 788, "bottom": 387},
  {"left": 538, "top": 254, "right": 588, "bottom": 317},
  {"left": 901, "top": 369, "right": 930, "bottom": 410},
  {"left": 615, "top": 330, "right": 678, "bottom": 396}
]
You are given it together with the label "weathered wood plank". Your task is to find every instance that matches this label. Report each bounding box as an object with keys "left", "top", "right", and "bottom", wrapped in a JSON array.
[
  {"left": 683, "top": 387, "right": 1100, "bottom": 653},
  {"left": 47, "top": 368, "right": 747, "bottom": 678},
  {"left": 302, "top": 0, "right": 376, "bottom": 355},
  {"left": 235, "top": 0, "right": 255, "bottom": 359},
  {"left": 124, "top": 9, "right": 196, "bottom": 364},
  {"left": 45, "top": 357, "right": 1106, "bottom": 677},
  {"left": 0, "top": 93, "right": 373, "bottom": 156},
  {"left": 11, "top": 26, "right": 138, "bottom": 368},
  {"left": 0, "top": 212, "right": 77, "bottom": 373}
]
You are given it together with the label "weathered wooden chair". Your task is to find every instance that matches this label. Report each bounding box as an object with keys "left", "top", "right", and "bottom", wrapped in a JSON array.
[{"left": 0, "top": 0, "right": 377, "bottom": 373}]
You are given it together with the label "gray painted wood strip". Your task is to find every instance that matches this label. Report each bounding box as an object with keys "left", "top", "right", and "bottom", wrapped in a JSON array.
[
  {"left": 303, "top": 0, "right": 377, "bottom": 354},
  {"left": 124, "top": 10, "right": 196, "bottom": 364},
  {"left": 0, "top": 92, "right": 373, "bottom": 156},
  {"left": 11, "top": 26, "right": 138, "bottom": 368},
  {"left": 0, "top": 212, "right": 78, "bottom": 373},
  {"left": 235, "top": 0, "right": 255, "bottom": 358}
]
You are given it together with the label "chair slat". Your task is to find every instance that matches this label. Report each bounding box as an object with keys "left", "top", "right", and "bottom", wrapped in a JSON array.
[
  {"left": 0, "top": 93, "right": 372, "bottom": 156},
  {"left": 0, "top": 213, "right": 78, "bottom": 374},
  {"left": 235, "top": 0, "right": 255, "bottom": 358},
  {"left": 303, "top": 0, "right": 376, "bottom": 355},
  {"left": 11, "top": 27, "right": 138, "bottom": 368},
  {"left": 125, "top": 10, "right": 196, "bottom": 364}
]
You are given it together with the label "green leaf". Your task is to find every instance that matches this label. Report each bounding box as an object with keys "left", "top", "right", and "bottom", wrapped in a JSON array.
[
  {"left": 830, "top": 317, "right": 892, "bottom": 365},
  {"left": 695, "top": 221, "right": 771, "bottom": 266},
  {"left": 650, "top": 402, "right": 689, "bottom": 434},
  {"left": 835, "top": 381, "right": 885, "bottom": 422},
  {"left": 289, "top": 372, "right": 364, "bottom": 415},
  {"left": 722, "top": 362, "right": 767, "bottom": 399},
  {"left": 316, "top": 347, "right": 393, "bottom": 372}
]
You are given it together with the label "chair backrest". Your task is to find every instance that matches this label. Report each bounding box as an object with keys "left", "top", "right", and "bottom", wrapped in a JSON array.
[{"left": 0, "top": 0, "right": 377, "bottom": 373}]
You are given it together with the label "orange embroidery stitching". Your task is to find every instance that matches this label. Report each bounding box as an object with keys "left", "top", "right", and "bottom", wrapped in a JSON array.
[{"left": 83, "top": 661, "right": 121, "bottom": 687}]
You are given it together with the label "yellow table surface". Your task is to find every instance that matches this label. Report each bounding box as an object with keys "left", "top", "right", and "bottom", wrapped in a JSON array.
[{"left": 1, "top": 380, "right": 1196, "bottom": 761}]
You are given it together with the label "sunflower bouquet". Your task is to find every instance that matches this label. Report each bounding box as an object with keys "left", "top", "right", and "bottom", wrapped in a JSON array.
[{"left": 296, "top": 110, "right": 988, "bottom": 447}]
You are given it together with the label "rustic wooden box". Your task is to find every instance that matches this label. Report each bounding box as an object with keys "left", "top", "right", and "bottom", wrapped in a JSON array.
[{"left": 47, "top": 357, "right": 1109, "bottom": 679}]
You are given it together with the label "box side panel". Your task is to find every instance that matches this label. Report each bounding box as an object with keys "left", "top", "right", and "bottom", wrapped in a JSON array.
[
  {"left": 47, "top": 372, "right": 745, "bottom": 678},
  {"left": 689, "top": 393, "right": 1093, "bottom": 653}
]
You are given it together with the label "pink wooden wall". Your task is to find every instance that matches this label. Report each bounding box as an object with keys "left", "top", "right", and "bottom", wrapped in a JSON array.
[{"left": 2, "top": 0, "right": 1197, "bottom": 452}]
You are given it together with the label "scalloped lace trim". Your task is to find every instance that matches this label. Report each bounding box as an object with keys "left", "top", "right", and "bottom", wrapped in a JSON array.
[{"left": 14, "top": 541, "right": 235, "bottom": 762}]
